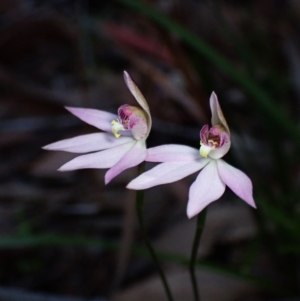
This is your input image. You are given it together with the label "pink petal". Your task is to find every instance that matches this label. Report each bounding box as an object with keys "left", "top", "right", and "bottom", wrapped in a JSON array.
[
  {"left": 209, "top": 92, "right": 230, "bottom": 133},
  {"left": 105, "top": 140, "right": 147, "bottom": 184},
  {"left": 127, "top": 159, "right": 210, "bottom": 190},
  {"left": 42, "top": 133, "right": 134, "bottom": 153},
  {"left": 187, "top": 160, "right": 226, "bottom": 218},
  {"left": 123, "top": 71, "right": 152, "bottom": 136},
  {"left": 217, "top": 159, "right": 256, "bottom": 208},
  {"left": 65, "top": 107, "right": 118, "bottom": 132},
  {"left": 146, "top": 144, "right": 199, "bottom": 162},
  {"left": 58, "top": 141, "right": 135, "bottom": 171}
]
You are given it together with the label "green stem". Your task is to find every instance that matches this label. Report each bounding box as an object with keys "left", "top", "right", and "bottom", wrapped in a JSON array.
[
  {"left": 135, "top": 163, "right": 174, "bottom": 301},
  {"left": 189, "top": 209, "right": 207, "bottom": 301}
]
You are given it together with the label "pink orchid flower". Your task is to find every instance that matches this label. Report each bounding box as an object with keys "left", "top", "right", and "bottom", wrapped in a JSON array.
[
  {"left": 43, "top": 71, "right": 152, "bottom": 184},
  {"left": 127, "top": 92, "right": 256, "bottom": 218}
]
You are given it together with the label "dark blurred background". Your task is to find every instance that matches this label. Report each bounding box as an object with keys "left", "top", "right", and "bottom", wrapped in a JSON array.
[{"left": 0, "top": 0, "right": 299, "bottom": 300}]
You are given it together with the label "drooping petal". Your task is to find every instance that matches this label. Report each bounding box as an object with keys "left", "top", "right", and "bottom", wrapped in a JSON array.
[
  {"left": 105, "top": 140, "right": 147, "bottom": 184},
  {"left": 123, "top": 71, "right": 152, "bottom": 136},
  {"left": 43, "top": 133, "right": 134, "bottom": 153},
  {"left": 146, "top": 145, "right": 199, "bottom": 162},
  {"left": 65, "top": 107, "right": 117, "bottom": 132},
  {"left": 217, "top": 159, "right": 256, "bottom": 208},
  {"left": 209, "top": 92, "right": 230, "bottom": 133},
  {"left": 127, "top": 159, "right": 210, "bottom": 190},
  {"left": 58, "top": 141, "right": 135, "bottom": 171},
  {"left": 187, "top": 160, "right": 226, "bottom": 218}
]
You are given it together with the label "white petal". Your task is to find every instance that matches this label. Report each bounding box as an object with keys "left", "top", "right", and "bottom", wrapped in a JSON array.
[
  {"left": 43, "top": 133, "right": 134, "bottom": 153},
  {"left": 209, "top": 92, "right": 230, "bottom": 133},
  {"left": 58, "top": 141, "right": 135, "bottom": 171},
  {"left": 217, "top": 159, "right": 256, "bottom": 208},
  {"left": 66, "top": 107, "right": 117, "bottom": 132},
  {"left": 105, "top": 140, "right": 147, "bottom": 184},
  {"left": 127, "top": 159, "right": 209, "bottom": 190},
  {"left": 123, "top": 71, "right": 152, "bottom": 136},
  {"left": 187, "top": 160, "right": 226, "bottom": 218},
  {"left": 208, "top": 141, "right": 231, "bottom": 159},
  {"left": 146, "top": 144, "right": 199, "bottom": 162}
]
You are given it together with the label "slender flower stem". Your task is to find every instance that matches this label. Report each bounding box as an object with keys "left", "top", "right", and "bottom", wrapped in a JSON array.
[
  {"left": 135, "top": 162, "right": 174, "bottom": 301},
  {"left": 189, "top": 209, "right": 207, "bottom": 301}
]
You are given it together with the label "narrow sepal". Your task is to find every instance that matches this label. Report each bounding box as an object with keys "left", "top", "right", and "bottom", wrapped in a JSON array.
[
  {"left": 187, "top": 160, "right": 226, "bottom": 218},
  {"left": 217, "top": 159, "right": 256, "bottom": 208},
  {"left": 123, "top": 71, "right": 152, "bottom": 137},
  {"left": 65, "top": 107, "right": 117, "bottom": 132},
  {"left": 43, "top": 133, "right": 134, "bottom": 153},
  {"left": 58, "top": 141, "right": 135, "bottom": 171},
  {"left": 105, "top": 140, "right": 147, "bottom": 184},
  {"left": 146, "top": 144, "right": 199, "bottom": 162},
  {"left": 209, "top": 92, "right": 230, "bottom": 133},
  {"left": 127, "top": 159, "right": 209, "bottom": 190}
]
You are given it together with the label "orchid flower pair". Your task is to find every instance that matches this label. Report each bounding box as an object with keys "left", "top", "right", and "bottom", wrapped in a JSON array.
[{"left": 43, "top": 72, "right": 256, "bottom": 218}]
